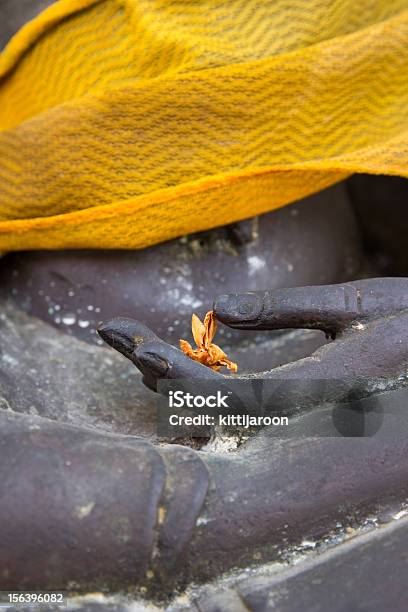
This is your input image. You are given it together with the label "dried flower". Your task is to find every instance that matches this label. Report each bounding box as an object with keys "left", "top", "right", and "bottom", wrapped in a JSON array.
[{"left": 180, "top": 310, "right": 238, "bottom": 372}]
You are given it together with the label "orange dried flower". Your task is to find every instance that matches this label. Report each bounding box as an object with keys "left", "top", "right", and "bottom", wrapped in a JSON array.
[{"left": 180, "top": 310, "right": 238, "bottom": 372}]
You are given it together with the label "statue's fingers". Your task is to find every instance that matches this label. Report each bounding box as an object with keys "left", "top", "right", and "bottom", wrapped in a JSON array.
[
  {"left": 97, "top": 317, "right": 160, "bottom": 359},
  {"left": 98, "top": 318, "right": 224, "bottom": 392},
  {"left": 133, "top": 340, "right": 223, "bottom": 392},
  {"left": 214, "top": 278, "right": 408, "bottom": 336}
]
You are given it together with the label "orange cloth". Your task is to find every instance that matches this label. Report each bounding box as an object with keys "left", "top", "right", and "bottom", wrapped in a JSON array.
[{"left": 0, "top": 0, "right": 407, "bottom": 250}]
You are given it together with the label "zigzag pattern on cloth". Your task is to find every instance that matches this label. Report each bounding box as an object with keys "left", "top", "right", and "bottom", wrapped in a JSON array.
[{"left": 0, "top": 0, "right": 407, "bottom": 250}]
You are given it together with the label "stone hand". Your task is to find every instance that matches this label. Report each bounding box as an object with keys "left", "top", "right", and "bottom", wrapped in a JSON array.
[{"left": 99, "top": 279, "right": 408, "bottom": 399}]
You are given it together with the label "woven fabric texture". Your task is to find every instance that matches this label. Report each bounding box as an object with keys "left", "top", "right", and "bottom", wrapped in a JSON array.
[{"left": 0, "top": 0, "right": 407, "bottom": 250}]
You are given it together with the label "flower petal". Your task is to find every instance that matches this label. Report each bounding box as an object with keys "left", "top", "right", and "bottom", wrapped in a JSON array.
[
  {"left": 181, "top": 311, "right": 238, "bottom": 372},
  {"left": 179, "top": 339, "right": 195, "bottom": 357},
  {"left": 191, "top": 313, "right": 206, "bottom": 347},
  {"left": 203, "top": 310, "right": 217, "bottom": 346}
]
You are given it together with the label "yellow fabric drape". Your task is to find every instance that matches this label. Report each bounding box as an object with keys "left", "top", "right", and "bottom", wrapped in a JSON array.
[{"left": 0, "top": 0, "right": 407, "bottom": 250}]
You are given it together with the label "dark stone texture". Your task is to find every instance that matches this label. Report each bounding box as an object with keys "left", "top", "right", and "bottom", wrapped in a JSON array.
[
  {"left": 188, "top": 435, "right": 408, "bottom": 585},
  {"left": 2, "top": 407, "right": 408, "bottom": 596},
  {"left": 2, "top": 289, "right": 408, "bottom": 604},
  {"left": 348, "top": 175, "right": 408, "bottom": 276},
  {"left": 0, "top": 411, "right": 167, "bottom": 592},
  {"left": 0, "top": 299, "right": 157, "bottom": 438},
  {"left": 194, "top": 516, "right": 408, "bottom": 612}
]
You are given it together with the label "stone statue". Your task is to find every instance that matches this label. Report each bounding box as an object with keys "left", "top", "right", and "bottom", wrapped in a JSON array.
[{"left": 1, "top": 3, "right": 408, "bottom": 608}]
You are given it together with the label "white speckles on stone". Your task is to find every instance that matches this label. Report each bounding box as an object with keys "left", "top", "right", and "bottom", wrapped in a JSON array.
[
  {"left": 2, "top": 354, "right": 18, "bottom": 367},
  {"left": 196, "top": 516, "right": 213, "bottom": 526},
  {"left": 248, "top": 255, "right": 266, "bottom": 276},
  {"left": 393, "top": 509, "right": 408, "bottom": 520},
  {"left": 203, "top": 434, "right": 240, "bottom": 454},
  {"left": 179, "top": 294, "right": 201, "bottom": 308},
  {"left": 177, "top": 275, "right": 191, "bottom": 286},
  {"left": 0, "top": 397, "right": 13, "bottom": 411},
  {"left": 301, "top": 540, "right": 317, "bottom": 549},
  {"left": 62, "top": 314, "right": 76, "bottom": 326},
  {"left": 74, "top": 502, "right": 95, "bottom": 519},
  {"left": 167, "top": 288, "right": 180, "bottom": 300}
]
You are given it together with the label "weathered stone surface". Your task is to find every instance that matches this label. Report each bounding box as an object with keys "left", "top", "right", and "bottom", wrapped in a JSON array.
[
  {"left": 3, "top": 406, "right": 408, "bottom": 597},
  {"left": 0, "top": 299, "right": 156, "bottom": 438},
  {"left": 3, "top": 299, "right": 408, "bottom": 609},
  {"left": 194, "top": 515, "right": 408, "bottom": 612},
  {"left": 348, "top": 174, "right": 408, "bottom": 276}
]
